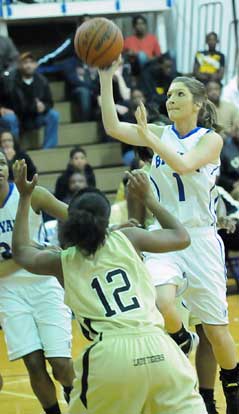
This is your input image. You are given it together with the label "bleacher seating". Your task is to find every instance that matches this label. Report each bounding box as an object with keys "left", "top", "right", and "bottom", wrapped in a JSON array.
[{"left": 25, "top": 80, "right": 125, "bottom": 203}]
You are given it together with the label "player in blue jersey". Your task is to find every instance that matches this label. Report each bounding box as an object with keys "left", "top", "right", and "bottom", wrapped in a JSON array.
[{"left": 99, "top": 61, "right": 239, "bottom": 414}]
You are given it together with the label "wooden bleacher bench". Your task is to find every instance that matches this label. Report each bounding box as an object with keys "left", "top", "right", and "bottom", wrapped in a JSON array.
[{"left": 22, "top": 80, "right": 124, "bottom": 201}]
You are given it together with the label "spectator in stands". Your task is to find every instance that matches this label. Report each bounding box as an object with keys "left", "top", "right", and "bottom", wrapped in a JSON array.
[
  {"left": 0, "top": 129, "right": 36, "bottom": 181},
  {"left": 38, "top": 14, "right": 91, "bottom": 74},
  {"left": 0, "top": 35, "right": 19, "bottom": 76},
  {"left": 206, "top": 80, "right": 239, "bottom": 137},
  {"left": 193, "top": 32, "right": 225, "bottom": 83},
  {"left": 124, "top": 14, "right": 161, "bottom": 74},
  {"left": 64, "top": 60, "right": 98, "bottom": 122},
  {"left": 222, "top": 72, "right": 239, "bottom": 109},
  {"left": 61, "top": 171, "right": 88, "bottom": 204},
  {"left": 0, "top": 52, "right": 59, "bottom": 148},
  {"left": 218, "top": 120, "right": 239, "bottom": 193},
  {"left": 140, "top": 53, "right": 179, "bottom": 115},
  {"left": 55, "top": 146, "right": 96, "bottom": 201}
]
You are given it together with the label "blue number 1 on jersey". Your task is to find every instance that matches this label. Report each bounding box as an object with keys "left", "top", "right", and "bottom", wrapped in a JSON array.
[{"left": 173, "top": 173, "right": 186, "bottom": 201}]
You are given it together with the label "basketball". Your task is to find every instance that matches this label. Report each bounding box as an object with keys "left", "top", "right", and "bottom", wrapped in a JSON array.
[{"left": 74, "top": 17, "right": 124, "bottom": 68}]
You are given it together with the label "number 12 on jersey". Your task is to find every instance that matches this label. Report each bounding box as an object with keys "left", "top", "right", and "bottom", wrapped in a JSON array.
[{"left": 91, "top": 269, "right": 140, "bottom": 317}]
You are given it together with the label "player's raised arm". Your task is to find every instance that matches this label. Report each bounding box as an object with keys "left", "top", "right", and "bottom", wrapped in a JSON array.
[
  {"left": 121, "top": 171, "right": 190, "bottom": 253},
  {"left": 12, "top": 160, "right": 63, "bottom": 282},
  {"left": 99, "top": 58, "right": 163, "bottom": 146}
]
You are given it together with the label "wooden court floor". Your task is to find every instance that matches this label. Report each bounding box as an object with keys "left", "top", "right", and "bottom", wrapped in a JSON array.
[{"left": 0, "top": 294, "right": 238, "bottom": 414}]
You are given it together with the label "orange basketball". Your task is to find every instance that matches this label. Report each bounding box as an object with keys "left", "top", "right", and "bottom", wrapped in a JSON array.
[{"left": 74, "top": 17, "right": 124, "bottom": 68}]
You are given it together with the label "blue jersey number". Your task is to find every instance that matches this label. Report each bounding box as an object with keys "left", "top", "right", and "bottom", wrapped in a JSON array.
[
  {"left": 172, "top": 173, "right": 186, "bottom": 202},
  {"left": 91, "top": 269, "right": 140, "bottom": 317},
  {"left": 0, "top": 242, "right": 12, "bottom": 259}
]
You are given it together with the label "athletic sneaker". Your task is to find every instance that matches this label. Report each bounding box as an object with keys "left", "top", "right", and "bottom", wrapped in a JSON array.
[
  {"left": 205, "top": 400, "right": 219, "bottom": 414},
  {"left": 220, "top": 364, "right": 239, "bottom": 414},
  {"left": 180, "top": 331, "right": 199, "bottom": 356}
]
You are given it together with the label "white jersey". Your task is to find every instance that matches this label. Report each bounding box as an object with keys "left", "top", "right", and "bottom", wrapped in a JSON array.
[
  {"left": 150, "top": 125, "right": 220, "bottom": 228},
  {"left": 0, "top": 183, "right": 52, "bottom": 285}
]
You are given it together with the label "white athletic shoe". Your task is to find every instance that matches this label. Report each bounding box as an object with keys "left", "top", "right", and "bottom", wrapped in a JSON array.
[{"left": 186, "top": 331, "right": 200, "bottom": 356}]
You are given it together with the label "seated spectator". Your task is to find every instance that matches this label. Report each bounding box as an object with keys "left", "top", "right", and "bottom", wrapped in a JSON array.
[
  {"left": 64, "top": 59, "right": 98, "bottom": 122},
  {"left": 222, "top": 72, "right": 239, "bottom": 109},
  {"left": 140, "top": 53, "right": 179, "bottom": 115},
  {"left": 61, "top": 171, "right": 87, "bottom": 204},
  {"left": 55, "top": 146, "right": 96, "bottom": 201},
  {"left": 0, "top": 52, "right": 59, "bottom": 148},
  {"left": 193, "top": 32, "right": 225, "bottom": 83},
  {"left": 206, "top": 80, "right": 239, "bottom": 137},
  {"left": 0, "top": 129, "right": 36, "bottom": 181},
  {"left": 218, "top": 120, "right": 239, "bottom": 193},
  {"left": 124, "top": 14, "right": 161, "bottom": 74},
  {"left": 0, "top": 35, "right": 19, "bottom": 76}
]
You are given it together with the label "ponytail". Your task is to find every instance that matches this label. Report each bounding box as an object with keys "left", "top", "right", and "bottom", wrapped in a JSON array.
[
  {"left": 59, "top": 188, "right": 110, "bottom": 255},
  {"left": 197, "top": 99, "right": 222, "bottom": 133},
  {"left": 60, "top": 208, "right": 108, "bottom": 255}
]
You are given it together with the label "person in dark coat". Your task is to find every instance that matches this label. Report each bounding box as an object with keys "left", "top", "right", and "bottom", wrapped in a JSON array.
[{"left": 0, "top": 52, "right": 59, "bottom": 148}]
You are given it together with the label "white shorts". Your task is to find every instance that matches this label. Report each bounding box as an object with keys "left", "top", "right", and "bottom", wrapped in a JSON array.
[
  {"left": 0, "top": 277, "right": 72, "bottom": 361},
  {"left": 144, "top": 227, "right": 228, "bottom": 325}
]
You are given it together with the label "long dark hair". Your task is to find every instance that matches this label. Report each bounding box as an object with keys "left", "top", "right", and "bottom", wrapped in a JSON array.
[
  {"left": 0, "top": 129, "right": 21, "bottom": 153},
  {"left": 60, "top": 188, "right": 111, "bottom": 255},
  {"left": 172, "top": 76, "right": 221, "bottom": 132}
]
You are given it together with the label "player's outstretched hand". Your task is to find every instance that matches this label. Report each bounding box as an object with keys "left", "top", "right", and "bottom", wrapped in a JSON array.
[
  {"left": 127, "top": 170, "right": 154, "bottom": 204},
  {"left": 13, "top": 159, "right": 38, "bottom": 197}
]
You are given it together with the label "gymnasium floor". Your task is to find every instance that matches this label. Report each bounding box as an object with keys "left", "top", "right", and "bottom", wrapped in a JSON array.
[{"left": 0, "top": 295, "right": 238, "bottom": 414}]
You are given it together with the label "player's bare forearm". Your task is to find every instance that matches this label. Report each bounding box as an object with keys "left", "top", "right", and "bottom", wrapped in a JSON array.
[
  {"left": 13, "top": 194, "right": 63, "bottom": 278},
  {"left": 99, "top": 72, "right": 121, "bottom": 136},
  {"left": 0, "top": 259, "right": 21, "bottom": 278},
  {"left": 99, "top": 70, "right": 145, "bottom": 145},
  {"left": 12, "top": 194, "right": 32, "bottom": 267}
]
